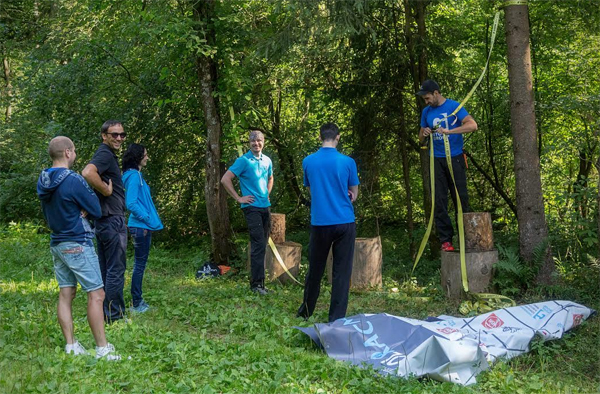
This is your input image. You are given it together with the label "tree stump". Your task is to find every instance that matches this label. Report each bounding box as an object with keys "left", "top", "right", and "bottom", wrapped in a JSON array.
[
  {"left": 270, "top": 213, "right": 286, "bottom": 244},
  {"left": 264, "top": 241, "right": 302, "bottom": 285},
  {"left": 326, "top": 236, "right": 382, "bottom": 290},
  {"left": 463, "top": 212, "right": 494, "bottom": 252},
  {"left": 247, "top": 241, "right": 302, "bottom": 285},
  {"left": 440, "top": 250, "right": 498, "bottom": 301}
]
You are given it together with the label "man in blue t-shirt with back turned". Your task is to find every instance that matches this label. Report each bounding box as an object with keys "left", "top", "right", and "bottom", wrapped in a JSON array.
[
  {"left": 221, "top": 130, "right": 273, "bottom": 295},
  {"left": 297, "top": 123, "right": 360, "bottom": 323},
  {"left": 418, "top": 80, "right": 478, "bottom": 252}
]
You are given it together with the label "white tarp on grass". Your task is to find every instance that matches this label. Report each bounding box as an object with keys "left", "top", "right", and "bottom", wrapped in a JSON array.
[{"left": 296, "top": 300, "right": 595, "bottom": 385}]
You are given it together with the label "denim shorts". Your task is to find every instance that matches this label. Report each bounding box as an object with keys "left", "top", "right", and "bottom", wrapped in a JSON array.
[{"left": 50, "top": 242, "right": 104, "bottom": 292}]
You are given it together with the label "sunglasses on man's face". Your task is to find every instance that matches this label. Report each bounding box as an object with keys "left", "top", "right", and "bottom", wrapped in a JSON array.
[{"left": 106, "top": 132, "right": 127, "bottom": 139}]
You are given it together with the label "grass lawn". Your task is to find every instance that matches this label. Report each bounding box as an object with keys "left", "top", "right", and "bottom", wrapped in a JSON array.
[{"left": 1, "top": 224, "right": 598, "bottom": 393}]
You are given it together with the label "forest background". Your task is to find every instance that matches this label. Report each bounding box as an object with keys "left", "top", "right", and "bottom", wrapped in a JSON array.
[{"left": 0, "top": 0, "right": 599, "bottom": 295}]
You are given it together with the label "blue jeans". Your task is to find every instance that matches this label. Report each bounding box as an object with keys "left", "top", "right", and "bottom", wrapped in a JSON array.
[
  {"left": 95, "top": 215, "right": 127, "bottom": 323},
  {"left": 129, "top": 227, "right": 152, "bottom": 308}
]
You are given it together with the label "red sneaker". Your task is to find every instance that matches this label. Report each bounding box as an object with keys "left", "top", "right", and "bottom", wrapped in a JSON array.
[{"left": 441, "top": 242, "right": 455, "bottom": 252}]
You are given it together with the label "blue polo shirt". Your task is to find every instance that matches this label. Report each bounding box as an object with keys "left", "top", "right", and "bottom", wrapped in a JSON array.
[
  {"left": 420, "top": 99, "right": 470, "bottom": 158},
  {"left": 228, "top": 150, "right": 273, "bottom": 208},
  {"left": 303, "top": 147, "right": 360, "bottom": 226}
]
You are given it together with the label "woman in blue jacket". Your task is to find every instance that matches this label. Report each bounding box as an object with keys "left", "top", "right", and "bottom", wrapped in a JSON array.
[{"left": 122, "top": 144, "right": 163, "bottom": 313}]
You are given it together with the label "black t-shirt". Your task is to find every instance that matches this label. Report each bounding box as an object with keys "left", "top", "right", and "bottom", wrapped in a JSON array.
[{"left": 89, "top": 143, "right": 125, "bottom": 217}]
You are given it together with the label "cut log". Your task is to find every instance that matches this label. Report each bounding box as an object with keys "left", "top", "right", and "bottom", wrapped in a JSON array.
[
  {"left": 326, "top": 236, "right": 382, "bottom": 290},
  {"left": 247, "top": 241, "right": 302, "bottom": 285},
  {"left": 440, "top": 249, "right": 498, "bottom": 301},
  {"left": 270, "top": 213, "right": 286, "bottom": 244},
  {"left": 463, "top": 212, "right": 494, "bottom": 252},
  {"left": 264, "top": 241, "right": 302, "bottom": 285}
]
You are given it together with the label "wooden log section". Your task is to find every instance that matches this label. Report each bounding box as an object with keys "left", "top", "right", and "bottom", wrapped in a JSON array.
[
  {"left": 463, "top": 212, "right": 494, "bottom": 252},
  {"left": 247, "top": 241, "right": 302, "bottom": 285},
  {"left": 326, "top": 236, "right": 383, "bottom": 290},
  {"left": 440, "top": 249, "right": 498, "bottom": 301},
  {"left": 270, "top": 213, "right": 286, "bottom": 244},
  {"left": 264, "top": 241, "right": 302, "bottom": 285}
]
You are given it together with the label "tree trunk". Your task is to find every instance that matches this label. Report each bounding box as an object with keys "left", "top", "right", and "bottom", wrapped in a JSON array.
[
  {"left": 397, "top": 98, "right": 416, "bottom": 258},
  {"left": 596, "top": 155, "right": 600, "bottom": 258},
  {"left": 2, "top": 55, "right": 12, "bottom": 120},
  {"left": 268, "top": 89, "right": 309, "bottom": 208},
  {"left": 504, "top": 2, "right": 554, "bottom": 284},
  {"left": 403, "top": 0, "right": 439, "bottom": 257},
  {"left": 193, "top": 0, "right": 231, "bottom": 264}
]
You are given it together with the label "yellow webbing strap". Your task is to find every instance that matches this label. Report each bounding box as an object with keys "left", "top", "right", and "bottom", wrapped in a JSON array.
[
  {"left": 268, "top": 238, "right": 303, "bottom": 285},
  {"left": 229, "top": 102, "right": 301, "bottom": 285},
  {"left": 411, "top": 139, "right": 436, "bottom": 273},
  {"left": 443, "top": 135, "right": 468, "bottom": 292}
]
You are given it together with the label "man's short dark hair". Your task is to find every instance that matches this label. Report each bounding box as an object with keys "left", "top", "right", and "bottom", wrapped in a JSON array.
[
  {"left": 101, "top": 120, "right": 123, "bottom": 134},
  {"left": 320, "top": 123, "right": 340, "bottom": 141},
  {"left": 48, "top": 136, "right": 74, "bottom": 161}
]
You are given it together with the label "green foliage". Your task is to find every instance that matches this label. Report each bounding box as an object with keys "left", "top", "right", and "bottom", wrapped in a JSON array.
[
  {"left": 1, "top": 227, "right": 599, "bottom": 393},
  {"left": 492, "top": 245, "right": 534, "bottom": 296},
  {"left": 0, "top": 0, "right": 598, "bottom": 290}
]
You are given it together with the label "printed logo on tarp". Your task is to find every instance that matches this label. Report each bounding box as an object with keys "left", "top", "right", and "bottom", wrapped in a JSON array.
[
  {"left": 437, "top": 327, "right": 459, "bottom": 335},
  {"left": 572, "top": 314, "right": 584, "bottom": 327},
  {"left": 482, "top": 313, "right": 504, "bottom": 329},
  {"left": 341, "top": 317, "right": 406, "bottom": 369},
  {"left": 520, "top": 304, "right": 553, "bottom": 320}
]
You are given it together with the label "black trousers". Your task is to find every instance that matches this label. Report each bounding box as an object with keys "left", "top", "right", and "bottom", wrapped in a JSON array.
[
  {"left": 434, "top": 154, "right": 470, "bottom": 244},
  {"left": 95, "top": 215, "right": 127, "bottom": 323},
  {"left": 242, "top": 207, "right": 271, "bottom": 288},
  {"left": 298, "top": 222, "right": 356, "bottom": 323}
]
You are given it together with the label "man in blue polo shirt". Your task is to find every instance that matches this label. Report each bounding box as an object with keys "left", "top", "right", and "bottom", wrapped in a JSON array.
[
  {"left": 297, "top": 123, "right": 360, "bottom": 323},
  {"left": 221, "top": 130, "right": 273, "bottom": 295},
  {"left": 418, "top": 80, "right": 478, "bottom": 252}
]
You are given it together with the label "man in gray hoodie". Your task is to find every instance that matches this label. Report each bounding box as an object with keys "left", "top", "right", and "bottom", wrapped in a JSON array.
[{"left": 37, "top": 136, "right": 120, "bottom": 360}]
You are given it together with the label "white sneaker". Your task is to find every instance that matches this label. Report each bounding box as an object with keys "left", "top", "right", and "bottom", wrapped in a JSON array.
[
  {"left": 95, "top": 343, "right": 122, "bottom": 361},
  {"left": 65, "top": 341, "right": 88, "bottom": 356}
]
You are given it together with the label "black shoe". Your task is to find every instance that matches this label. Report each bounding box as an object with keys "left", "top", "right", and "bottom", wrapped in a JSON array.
[{"left": 251, "top": 286, "right": 269, "bottom": 295}]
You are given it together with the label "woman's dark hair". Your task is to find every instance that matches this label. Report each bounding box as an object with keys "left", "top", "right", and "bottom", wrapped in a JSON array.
[{"left": 122, "top": 143, "right": 146, "bottom": 172}]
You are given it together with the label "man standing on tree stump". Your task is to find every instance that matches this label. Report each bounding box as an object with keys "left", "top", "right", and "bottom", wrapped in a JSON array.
[
  {"left": 418, "top": 80, "right": 478, "bottom": 252},
  {"left": 82, "top": 120, "right": 128, "bottom": 323},
  {"left": 297, "top": 123, "right": 360, "bottom": 323},
  {"left": 221, "top": 130, "right": 274, "bottom": 295}
]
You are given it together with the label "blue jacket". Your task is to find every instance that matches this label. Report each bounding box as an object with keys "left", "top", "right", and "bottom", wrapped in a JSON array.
[
  {"left": 122, "top": 169, "right": 163, "bottom": 231},
  {"left": 37, "top": 168, "right": 101, "bottom": 246}
]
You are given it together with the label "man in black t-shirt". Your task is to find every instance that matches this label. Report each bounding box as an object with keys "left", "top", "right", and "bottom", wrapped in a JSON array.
[{"left": 83, "top": 120, "right": 128, "bottom": 323}]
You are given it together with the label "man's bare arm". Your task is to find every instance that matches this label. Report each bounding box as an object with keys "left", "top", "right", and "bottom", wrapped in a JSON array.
[
  {"left": 348, "top": 185, "right": 359, "bottom": 203},
  {"left": 82, "top": 163, "right": 112, "bottom": 196},
  {"left": 221, "top": 170, "right": 255, "bottom": 204}
]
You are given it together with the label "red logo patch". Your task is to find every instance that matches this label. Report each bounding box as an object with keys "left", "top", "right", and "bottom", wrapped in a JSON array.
[
  {"left": 572, "top": 314, "right": 583, "bottom": 327},
  {"left": 437, "top": 327, "right": 459, "bottom": 335},
  {"left": 482, "top": 313, "right": 504, "bottom": 329}
]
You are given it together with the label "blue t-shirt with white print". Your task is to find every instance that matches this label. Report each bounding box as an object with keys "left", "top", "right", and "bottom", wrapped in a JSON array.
[{"left": 420, "top": 99, "right": 470, "bottom": 158}]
